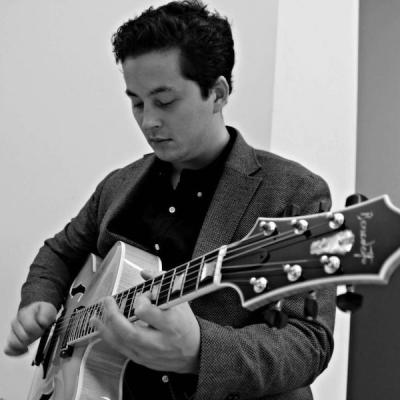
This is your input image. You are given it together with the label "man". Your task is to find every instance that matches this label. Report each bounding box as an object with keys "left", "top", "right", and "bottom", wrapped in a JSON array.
[{"left": 5, "top": 1, "right": 335, "bottom": 399}]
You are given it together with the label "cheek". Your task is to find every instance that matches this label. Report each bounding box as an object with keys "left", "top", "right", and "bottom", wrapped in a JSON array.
[{"left": 132, "top": 110, "right": 143, "bottom": 126}]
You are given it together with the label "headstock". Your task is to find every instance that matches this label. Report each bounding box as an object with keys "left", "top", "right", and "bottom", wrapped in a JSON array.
[{"left": 220, "top": 195, "right": 400, "bottom": 314}]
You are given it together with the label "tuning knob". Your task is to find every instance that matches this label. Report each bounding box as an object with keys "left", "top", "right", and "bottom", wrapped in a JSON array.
[
  {"left": 262, "top": 301, "right": 288, "bottom": 329},
  {"left": 328, "top": 213, "right": 345, "bottom": 229},
  {"left": 284, "top": 264, "right": 303, "bottom": 282},
  {"left": 250, "top": 277, "right": 268, "bottom": 293},
  {"left": 259, "top": 221, "right": 277, "bottom": 236},
  {"left": 291, "top": 219, "right": 309, "bottom": 234},
  {"left": 320, "top": 255, "right": 341, "bottom": 274},
  {"left": 304, "top": 291, "right": 318, "bottom": 320},
  {"left": 345, "top": 193, "right": 368, "bottom": 206},
  {"left": 336, "top": 285, "right": 363, "bottom": 312}
]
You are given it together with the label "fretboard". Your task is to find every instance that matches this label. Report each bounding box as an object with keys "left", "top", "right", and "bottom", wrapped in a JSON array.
[{"left": 63, "top": 249, "right": 221, "bottom": 345}]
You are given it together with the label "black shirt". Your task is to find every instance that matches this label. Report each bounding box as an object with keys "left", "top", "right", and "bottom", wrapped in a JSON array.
[{"left": 121, "top": 129, "right": 236, "bottom": 399}]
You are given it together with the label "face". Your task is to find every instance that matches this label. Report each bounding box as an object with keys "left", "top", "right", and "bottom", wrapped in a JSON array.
[{"left": 122, "top": 49, "right": 225, "bottom": 170}]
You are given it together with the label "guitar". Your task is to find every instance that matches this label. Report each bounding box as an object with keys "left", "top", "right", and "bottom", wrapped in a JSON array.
[{"left": 28, "top": 195, "right": 400, "bottom": 400}]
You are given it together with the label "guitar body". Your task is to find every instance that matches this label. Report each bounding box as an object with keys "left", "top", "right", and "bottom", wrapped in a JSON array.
[{"left": 27, "top": 242, "right": 161, "bottom": 400}]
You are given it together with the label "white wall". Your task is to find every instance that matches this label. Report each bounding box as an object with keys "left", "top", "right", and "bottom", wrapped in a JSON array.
[
  {"left": 271, "top": 1, "right": 359, "bottom": 399},
  {"left": 1, "top": 1, "right": 358, "bottom": 399},
  {"left": 0, "top": 1, "right": 278, "bottom": 398}
]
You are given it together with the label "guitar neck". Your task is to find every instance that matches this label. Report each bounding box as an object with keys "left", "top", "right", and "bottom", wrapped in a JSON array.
[{"left": 64, "top": 247, "right": 226, "bottom": 345}]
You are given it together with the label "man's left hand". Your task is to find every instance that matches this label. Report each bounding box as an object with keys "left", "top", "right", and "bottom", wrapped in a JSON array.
[{"left": 91, "top": 293, "right": 200, "bottom": 374}]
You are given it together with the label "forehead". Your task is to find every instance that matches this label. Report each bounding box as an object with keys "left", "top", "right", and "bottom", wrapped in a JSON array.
[{"left": 121, "top": 49, "right": 185, "bottom": 96}]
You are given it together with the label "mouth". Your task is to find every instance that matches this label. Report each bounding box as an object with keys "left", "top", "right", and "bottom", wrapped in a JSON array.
[{"left": 148, "top": 137, "right": 171, "bottom": 144}]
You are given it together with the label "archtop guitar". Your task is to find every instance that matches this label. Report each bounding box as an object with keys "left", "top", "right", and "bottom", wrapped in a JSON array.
[{"left": 28, "top": 195, "right": 400, "bottom": 400}]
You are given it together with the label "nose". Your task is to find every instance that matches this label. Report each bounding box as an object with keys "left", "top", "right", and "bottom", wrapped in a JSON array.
[{"left": 140, "top": 104, "right": 161, "bottom": 131}]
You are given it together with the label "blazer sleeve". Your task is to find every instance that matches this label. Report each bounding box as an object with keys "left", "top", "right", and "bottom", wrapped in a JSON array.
[
  {"left": 19, "top": 171, "right": 117, "bottom": 310},
  {"left": 192, "top": 173, "right": 336, "bottom": 400}
]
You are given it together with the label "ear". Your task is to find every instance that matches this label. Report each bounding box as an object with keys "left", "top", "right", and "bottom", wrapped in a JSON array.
[{"left": 211, "top": 76, "right": 229, "bottom": 113}]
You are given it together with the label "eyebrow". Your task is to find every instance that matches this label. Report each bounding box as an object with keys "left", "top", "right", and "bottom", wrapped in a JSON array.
[{"left": 125, "top": 86, "right": 175, "bottom": 98}]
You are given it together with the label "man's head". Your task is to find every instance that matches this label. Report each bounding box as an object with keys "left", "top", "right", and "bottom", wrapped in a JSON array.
[{"left": 111, "top": 0, "right": 235, "bottom": 99}]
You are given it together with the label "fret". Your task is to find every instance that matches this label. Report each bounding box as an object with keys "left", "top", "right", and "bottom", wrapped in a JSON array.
[
  {"left": 155, "top": 272, "right": 166, "bottom": 306},
  {"left": 117, "top": 291, "right": 129, "bottom": 316},
  {"left": 157, "top": 270, "right": 175, "bottom": 305},
  {"left": 115, "top": 292, "right": 123, "bottom": 308},
  {"left": 169, "top": 263, "right": 187, "bottom": 301},
  {"left": 166, "top": 268, "right": 176, "bottom": 303},
  {"left": 151, "top": 274, "right": 163, "bottom": 305},
  {"left": 127, "top": 287, "right": 137, "bottom": 319},
  {"left": 79, "top": 309, "right": 89, "bottom": 338},
  {"left": 179, "top": 262, "right": 190, "bottom": 297},
  {"left": 142, "top": 279, "right": 153, "bottom": 293},
  {"left": 70, "top": 311, "right": 80, "bottom": 341},
  {"left": 123, "top": 288, "right": 134, "bottom": 318},
  {"left": 133, "top": 282, "right": 146, "bottom": 309},
  {"left": 84, "top": 308, "right": 93, "bottom": 337},
  {"left": 77, "top": 309, "right": 86, "bottom": 340},
  {"left": 84, "top": 305, "right": 95, "bottom": 336},
  {"left": 63, "top": 311, "right": 75, "bottom": 346},
  {"left": 195, "top": 255, "right": 206, "bottom": 291},
  {"left": 91, "top": 304, "right": 100, "bottom": 333},
  {"left": 181, "top": 257, "right": 202, "bottom": 296},
  {"left": 96, "top": 303, "right": 103, "bottom": 321},
  {"left": 71, "top": 311, "right": 80, "bottom": 341}
]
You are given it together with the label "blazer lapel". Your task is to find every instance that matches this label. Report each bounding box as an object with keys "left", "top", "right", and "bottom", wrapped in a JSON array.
[
  {"left": 193, "top": 131, "right": 262, "bottom": 258},
  {"left": 100, "top": 154, "right": 156, "bottom": 253}
]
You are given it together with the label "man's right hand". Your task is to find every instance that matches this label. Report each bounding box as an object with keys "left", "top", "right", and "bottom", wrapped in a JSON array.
[{"left": 4, "top": 301, "right": 57, "bottom": 356}]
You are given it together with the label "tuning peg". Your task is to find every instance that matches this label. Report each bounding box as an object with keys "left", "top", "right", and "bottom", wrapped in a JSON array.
[
  {"left": 261, "top": 301, "right": 288, "bottom": 329},
  {"left": 304, "top": 291, "right": 318, "bottom": 320},
  {"left": 336, "top": 285, "right": 363, "bottom": 312},
  {"left": 345, "top": 193, "right": 368, "bottom": 206}
]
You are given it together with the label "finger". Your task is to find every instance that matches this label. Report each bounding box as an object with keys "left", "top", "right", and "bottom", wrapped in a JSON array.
[
  {"left": 4, "top": 329, "right": 29, "bottom": 356},
  {"left": 134, "top": 294, "right": 169, "bottom": 331},
  {"left": 140, "top": 268, "right": 163, "bottom": 281},
  {"left": 10, "top": 304, "right": 48, "bottom": 349},
  {"left": 93, "top": 297, "right": 137, "bottom": 340},
  {"left": 18, "top": 304, "right": 55, "bottom": 340},
  {"left": 90, "top": 297, "right": 142, "bottom": 359}
]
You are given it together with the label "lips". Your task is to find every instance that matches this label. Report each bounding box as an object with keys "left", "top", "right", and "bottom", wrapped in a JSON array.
[{"left": 148, "top": 137, "right": 171, "bottom": 143}]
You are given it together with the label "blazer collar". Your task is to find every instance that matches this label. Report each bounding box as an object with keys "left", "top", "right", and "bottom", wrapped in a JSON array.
[{"left": 192, "top": 128, "right": 262, "bottom": 258}]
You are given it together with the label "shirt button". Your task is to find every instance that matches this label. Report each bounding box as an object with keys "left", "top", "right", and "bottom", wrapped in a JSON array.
[
  {"left": 154, "top": 243, "right": 160, "bottom": 251},
  {"left": 161, "top": 374, "right": 169, "bottom": 383},
  {"left": 168, "top": 206, "right": 176, "bottom": 214},
  {"left": 196, "top": 191, "right": 203, "bottom": 198}
]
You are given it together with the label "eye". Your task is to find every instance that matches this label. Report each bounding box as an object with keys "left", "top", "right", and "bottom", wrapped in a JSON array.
[
  {"left": 132, "top": 102, "right": 144, "bottom": 109},
  {"left": 155, "top": 99, "right": 175, "bottom": 108}
]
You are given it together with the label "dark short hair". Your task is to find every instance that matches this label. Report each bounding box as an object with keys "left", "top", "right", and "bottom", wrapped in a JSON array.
[{"left": 111, "top": 0, "right": 235, "bottom": 98}]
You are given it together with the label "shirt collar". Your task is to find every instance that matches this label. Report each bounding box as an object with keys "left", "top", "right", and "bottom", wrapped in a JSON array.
[{"left": 153, "top": 127, "right": 237, "bottom": 184}]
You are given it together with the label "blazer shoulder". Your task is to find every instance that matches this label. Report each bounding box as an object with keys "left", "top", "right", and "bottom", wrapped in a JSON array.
[
  {"left": 88, "top": 153, "right": 155, "bottom": 212},
  {"left": 98, "top": 154, "right": 154, "bottom": 189},
  {"left": 254, "top": 148, "right": 328, "bottom": 186}
]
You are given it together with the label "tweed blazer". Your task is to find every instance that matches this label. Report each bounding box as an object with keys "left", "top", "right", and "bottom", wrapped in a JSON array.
[{"left": 22, "top": 129, "right": 335, "bottom": 400}]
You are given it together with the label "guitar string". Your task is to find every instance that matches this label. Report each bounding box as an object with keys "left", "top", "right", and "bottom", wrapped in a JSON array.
[
  {"left": 51, "top": 227, "right": 298, "bottom": 336},
  {"left": 53, "top": 222, "right": 333, "bottom": 339},
  {"left": 52, "top": 222, "right": 331, "bottom": 340},
  {"left": 54, "top": 241, "right": 326, "bottom": 342}
]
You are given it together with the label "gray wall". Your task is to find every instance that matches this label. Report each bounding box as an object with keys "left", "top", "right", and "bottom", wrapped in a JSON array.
[
  {"left": 348, "top": 1, "right": 400, "bottom": 398},
  {"left": 356, "top": 0, "right": 400, "bottom": 204}
]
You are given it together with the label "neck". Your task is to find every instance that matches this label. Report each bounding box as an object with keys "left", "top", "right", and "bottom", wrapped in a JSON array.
[{"left": 170, "top": 127, "right": 230, "bottom": 189}]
